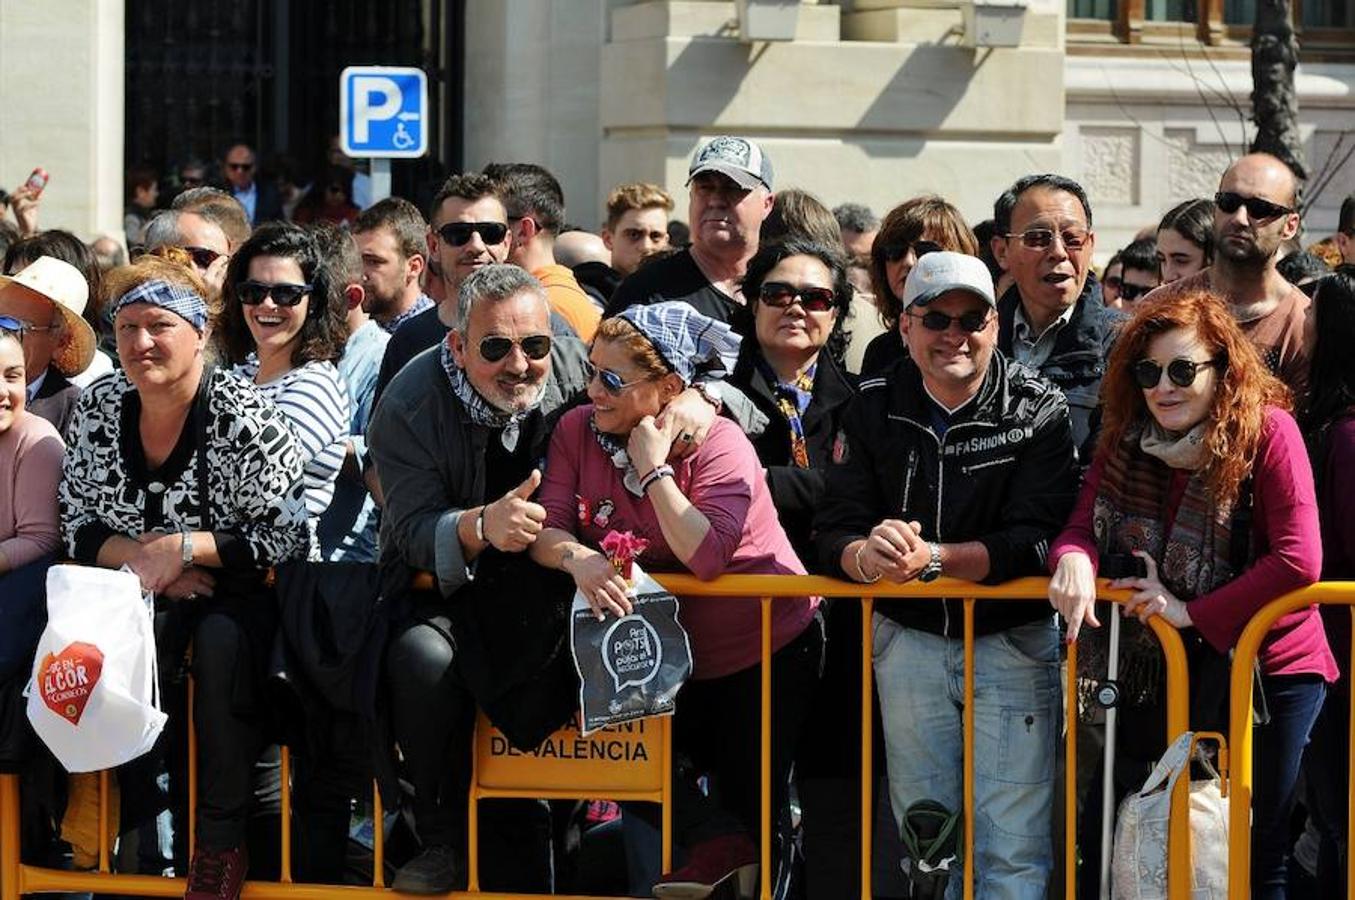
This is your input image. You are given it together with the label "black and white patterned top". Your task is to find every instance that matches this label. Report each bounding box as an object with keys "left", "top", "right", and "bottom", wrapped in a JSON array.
[{"left": 59, "top": 368, "right": 310, "bottom": 569}]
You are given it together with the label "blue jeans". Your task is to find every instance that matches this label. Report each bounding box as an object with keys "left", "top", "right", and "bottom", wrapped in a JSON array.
[
  {"left": 1252, "top": 673, "right": 1326, "bottom": 900},
  {"left": 873, "top": 614, "right": 1060, "bottom": 900}
]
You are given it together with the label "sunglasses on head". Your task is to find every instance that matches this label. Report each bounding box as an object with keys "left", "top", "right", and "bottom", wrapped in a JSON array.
[
  {"left": 479, "top": 334, "right": 552, "bottom": 363},
  {"left": 758, "top": 281, "right": 836, "bottom": 313},
  {"left": 1132, "top": 357, "right": 1221, "bottom": 389},
  {"left": 587, "top": 364, "right": 648, "bottom": 396},
  {"left": 882, "top": 239, "right": 942, "bottom": 264},
  {"left": 1005, "top": 227, "right": 1090, "bottom": 251},
  {"left": 907, "top": 308, "right": 991, "bottom": 333},
  {"left": 183, "top": 246, "right": 223, "bottom": 270},
  {"left": 438, "top": 222, "right": 509, "bottom": 247},
  {"left": 1214, "top": 191, "right": 1292, "bottom": 221},
  {"left": 236, "top": 280, "right": 314, "bottom": 307},
  {"left": 1117, "top": 281, "right": 1154, "bottom": 302},
  {"left": 0, "top": 315, "right": 25, "bottom": 342}
]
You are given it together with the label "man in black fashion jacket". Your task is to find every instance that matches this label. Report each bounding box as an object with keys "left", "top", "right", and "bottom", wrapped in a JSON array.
[{"left": 815, "top": 251, "right": 1077, "bottom": 897}]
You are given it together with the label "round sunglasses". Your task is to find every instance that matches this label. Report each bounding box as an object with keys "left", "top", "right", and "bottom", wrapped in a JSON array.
[
  {"left": 1132, "top": 357, "right": 1221, "bottom": 389},
  {"left": 236, "top": 280, "right": 314, "bottom": 307},
  {"left": 758, "top": 281, "right": 836, "bottom": 313},
  {"left": 480, "top": 334, "right": 552, "bottom": 363}
]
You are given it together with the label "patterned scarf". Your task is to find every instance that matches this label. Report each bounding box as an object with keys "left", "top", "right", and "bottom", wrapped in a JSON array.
[
  {"left": 1076, "top": 419, "right": 1244, "bottom": 716},
  {"left": 758, "top": 355, "right": 816, "bottom": 469},
  {"left": 589, "top": 417, "right": 645, "bottom": 496},
  {"left": 439, "top": 337, "right": 537, "bottom": 451}
]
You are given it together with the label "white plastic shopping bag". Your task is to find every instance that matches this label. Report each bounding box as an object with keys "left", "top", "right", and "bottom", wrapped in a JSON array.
[{"left": 26, "top": 565, "right": 166, "bottom": 773}]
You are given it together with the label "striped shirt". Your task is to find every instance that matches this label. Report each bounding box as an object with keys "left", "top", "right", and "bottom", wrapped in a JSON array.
[{"left": 233, "top": 357, "right": 351, "bottom": 520}]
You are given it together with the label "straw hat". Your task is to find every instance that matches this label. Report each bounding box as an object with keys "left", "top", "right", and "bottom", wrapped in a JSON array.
[{"left": 0, "top": 256, "right": 97, "bottom": 376}]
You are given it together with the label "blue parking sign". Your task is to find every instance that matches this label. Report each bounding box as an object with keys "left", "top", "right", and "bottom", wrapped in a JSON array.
[{"left": 340, "top": 66, "right": 428, "bottom": 159}]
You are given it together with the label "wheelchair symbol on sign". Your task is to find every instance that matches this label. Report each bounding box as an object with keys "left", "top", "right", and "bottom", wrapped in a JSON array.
[{"left": 392, "top": 122, "right": 415, "bottom": 150}]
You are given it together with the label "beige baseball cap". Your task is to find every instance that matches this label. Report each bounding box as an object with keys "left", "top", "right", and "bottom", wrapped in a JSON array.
[{"left": 0, "top": 256, "right": 97, "bottom": 376}]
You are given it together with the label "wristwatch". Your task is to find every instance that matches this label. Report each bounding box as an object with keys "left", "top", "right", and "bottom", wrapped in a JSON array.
[
  {"left": 180, "top": 530, "right": 194, "bottom": 568},
  {"left": 918, "top": 542, "right": 943, "bottom": 583}
]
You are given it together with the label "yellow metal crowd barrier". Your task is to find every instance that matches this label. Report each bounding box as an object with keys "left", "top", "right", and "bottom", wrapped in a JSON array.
[
  {"left": 0, "top": 574, "right": 1196, "bottom": 900},
  {"left": 1226, "top": 581, "right": 1355, "bottom": 900}
]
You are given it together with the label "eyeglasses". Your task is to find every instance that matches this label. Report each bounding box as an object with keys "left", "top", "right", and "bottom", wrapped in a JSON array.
[
  {"left": 1117, "top": 281, "right": 1155, "bottom": 302},
  {"left": 438, "top": 222, "right": 509, "bottom": 247},
  {"left": 882, "top": 239, "right": 942, "bottom": 263},
  {"left": 236, "top": 280, "right": 314, "bottom": 307},
  {"left": 1214, "top": 191, "right": 1292, "bottom": 221},
  {"left": 226, "top": 162, "right": 254, "bottom": 172},
  {"left": 758, "top": 281, "right": 837, "bottom": 313},
  {"left": 1132, "top": 357, "right": 1222, "bottom": 389},
  {"left": 0, "top": 313, "right": 55, "bottom": 334},
  {"left": 587, "top": 364, "right": 648, "bottom": 395},
  {"left": 1004, "top": 227, "right": 1091, "bottom": 251},
  {"left": 906, "top": 308, "right": 992, "bottom": 333},
  {"left": 0, "top": 315, "right": 25, "bottom": 342},
  {"left": 479, "top": 334, "right": 552, "bottom": 363},
  {"left": 182, "top": 246, "right": 223, "bottom": 270}
]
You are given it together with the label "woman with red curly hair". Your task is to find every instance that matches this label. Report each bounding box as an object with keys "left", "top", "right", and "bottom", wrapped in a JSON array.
[{"left": 1047, "top": 289, "right": 1334, "bottom": 898}]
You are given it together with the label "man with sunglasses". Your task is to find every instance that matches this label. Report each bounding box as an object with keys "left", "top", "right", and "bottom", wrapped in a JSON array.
[
  {"left": 1337, "top": 193, "right": 1355, "bottom": 265},
  {"left": 142, "top": 208, "right": 232, "bottom": 294},
  {"left": 992, "top": 173, "right": 1119, "bottom": 463},
  {"left": 1146, "top": 153, "right": 1311, "bottom": 404},
  {"left": 1114, "top": 237, "right": 1162, "bottom": 309},
  {"left": 816, "top": 251, "right": 1077, "bottom": 899},
  {"left": 219, "top": 142, "right": 283, "bottom": 226}
]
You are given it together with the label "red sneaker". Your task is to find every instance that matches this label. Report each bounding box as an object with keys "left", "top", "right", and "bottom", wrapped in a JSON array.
[
  {"left": 653, "top": 832, "right": 758, "bottom": 899},
  {"left": 184, "top": 844, "right": 248, "bottom": 900}
]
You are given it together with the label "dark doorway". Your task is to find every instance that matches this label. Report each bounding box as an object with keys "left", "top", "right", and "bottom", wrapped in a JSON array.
[{"left": 126, "top": 0, "right": 461, "bottom": 208}]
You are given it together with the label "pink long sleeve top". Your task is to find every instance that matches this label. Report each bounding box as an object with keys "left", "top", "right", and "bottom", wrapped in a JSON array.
[
  {"left": 539, "top": 406, "right": 817, "bottom": 680},
  {"left": 0, "top": 411, "right": 65, "bottom": 570},
  {"left": 1050, "top": 407, "right": 1336, "bottom": 681}
]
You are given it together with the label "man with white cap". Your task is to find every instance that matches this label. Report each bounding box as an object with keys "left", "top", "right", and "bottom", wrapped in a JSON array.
[
  {"left": 605, "top": 136, "right": 774, "bottom": 323},
  {"left": 0, "top": 256, "right": 97, "bottom": 434},
  {"left": 815, "top": 251, "right": 1077, "bottom": 899}
]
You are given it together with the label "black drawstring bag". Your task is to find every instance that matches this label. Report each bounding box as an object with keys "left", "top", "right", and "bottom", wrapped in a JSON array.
[{"left": 900, "top": 798, "right": 961, "bottom": 900}]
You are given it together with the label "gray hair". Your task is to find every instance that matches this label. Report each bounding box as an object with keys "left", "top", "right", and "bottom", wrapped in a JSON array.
[
  {"left": 833, "top": 202, "right": 878, "bottom": 233},
  {"left": 142, "top": 210, "right": 186, "bottom": 251},
  {"left": 454, "top": 263, "right": 548, "bottom": 333}
]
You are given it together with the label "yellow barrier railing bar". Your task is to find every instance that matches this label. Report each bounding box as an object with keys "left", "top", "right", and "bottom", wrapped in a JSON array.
[
  {"left": 0, "top": 573, "right": 1194, "bottom": 900},
  {"left": 1226, "top": 582, "right": 1355, "bottom": 899}
]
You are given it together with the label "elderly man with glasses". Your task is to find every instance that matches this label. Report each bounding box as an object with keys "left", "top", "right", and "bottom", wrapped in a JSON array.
[{"left": 991, "top": 173, "right": 1121, "bottom": 464}]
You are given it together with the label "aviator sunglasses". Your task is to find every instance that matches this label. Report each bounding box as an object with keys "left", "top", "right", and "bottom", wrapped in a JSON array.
[
  {"left": 1005, "top": 227, "right": 1091, "bottom": 251},
  {"left": 438, "top": 222, "right": 509, "bottom": 247},
  {"left": 1132, "top": 357, "right": 1222, "bottom": 390},
  {"left": 479, "top": 334, "right": 553, "bottom": 363},
  {"left": 236, "top": 280, "right": 314, "bottom": 307},
  {"left": 587, "top": 364, "right": 649, "bottom": 396},
  {"left": 758, "top": 281, "right": 836, "bottom": 313},
  {"left": 1214, "top": 191, "right": 1292, "bottom": 221}
]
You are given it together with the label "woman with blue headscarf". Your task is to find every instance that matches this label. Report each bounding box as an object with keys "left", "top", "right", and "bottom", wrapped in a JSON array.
[
  {"left": 533, "top": 301, "right": 820, "bottom": 899},
  {"left": 59, "top": 252, "right": 309, "bottom": 900}
]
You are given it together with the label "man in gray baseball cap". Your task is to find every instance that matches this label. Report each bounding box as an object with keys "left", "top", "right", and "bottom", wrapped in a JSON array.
[
  {"left": 606, "top": 136, "right": 775, "bottom": 325},
  {"left": 816, "top": 248, "right": 1076, "bottom": 899}
]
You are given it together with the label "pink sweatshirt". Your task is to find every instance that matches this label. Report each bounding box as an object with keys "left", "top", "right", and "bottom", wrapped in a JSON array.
[
  {"left": 0, "top": 411, "right": 64, "bottom": 570},
  {"left": 1051, "top": 407, "right": 1335, "bottom": 680},
  {"left": 540, "top": 406, "right": 817, "bottom": 680}
]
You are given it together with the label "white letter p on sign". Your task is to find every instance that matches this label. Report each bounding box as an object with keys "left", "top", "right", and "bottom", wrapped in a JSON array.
[{"left": 352, "top": 76, "right": 402, "bottom": 143}]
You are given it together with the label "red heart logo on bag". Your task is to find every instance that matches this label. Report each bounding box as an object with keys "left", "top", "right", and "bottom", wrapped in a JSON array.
[{"left": 38, "top": 642, "right": 105, "bottom": 725}]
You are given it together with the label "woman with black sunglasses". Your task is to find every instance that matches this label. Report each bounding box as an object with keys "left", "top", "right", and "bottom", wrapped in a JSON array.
[
  {"left": 859, "top": 195, "right": 979, "bottom": 376},
  {"left": 1048, "top": 289, "right": 1332, "bottom": 899},
  {"left": 220, "top": 222, "right": 351, "bottom": 543},
  {"left": 530, "top": 301, "right": 820, "bottom": 898}
]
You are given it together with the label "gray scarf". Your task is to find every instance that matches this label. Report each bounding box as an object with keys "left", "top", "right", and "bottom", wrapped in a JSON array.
[
  {"left": 439, "top": 339, "right": 536, "bottom": 451},
  {"left": 1139, "top": 420, "right": 1208, "bottom": 470}
]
